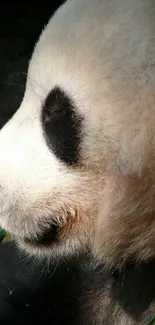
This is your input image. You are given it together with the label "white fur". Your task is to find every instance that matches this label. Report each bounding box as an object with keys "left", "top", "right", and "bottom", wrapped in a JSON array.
[{"left": 0, "top": 0, "right": 155, "bottom": 263}]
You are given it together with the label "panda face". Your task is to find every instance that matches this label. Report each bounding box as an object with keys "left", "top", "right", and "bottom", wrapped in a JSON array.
[
  {"left": 0, "top": 76, "right": 100, "bottom": 259},
  {"left": 0, "top": 73, "right": 101, "bottom": 259},
  {"left": 0, "top": 0, "right": 104, "bottom": 259},
  {"left": 0, "top": 0, "right": 155, "bottom": 264}
]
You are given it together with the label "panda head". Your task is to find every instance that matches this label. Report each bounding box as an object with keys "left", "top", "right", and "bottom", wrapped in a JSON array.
[{"left": 0, "top": 0, "right": 155, "bottom": 265}]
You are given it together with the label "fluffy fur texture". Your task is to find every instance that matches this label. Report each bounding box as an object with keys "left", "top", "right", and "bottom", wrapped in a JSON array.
[
  {"left": 1, "top": 242, "right": 155, "bottom": 325},
  {"left": 0, "top": 0, "right": 155, "bottom": 267}
]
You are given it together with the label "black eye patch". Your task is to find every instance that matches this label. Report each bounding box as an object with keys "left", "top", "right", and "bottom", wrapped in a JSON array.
[{"left": 41, "top": 87, "right": 82, "bottom": 166}]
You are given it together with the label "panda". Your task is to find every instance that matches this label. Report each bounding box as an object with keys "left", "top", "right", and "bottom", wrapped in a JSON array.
[{"left": 0, "top": 0, "right": 155, "bottom": 324}]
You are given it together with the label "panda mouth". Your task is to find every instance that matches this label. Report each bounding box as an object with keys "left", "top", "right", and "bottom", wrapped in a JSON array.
[{"left": 24, "top": 224, "right": 59, "bottom": 247}]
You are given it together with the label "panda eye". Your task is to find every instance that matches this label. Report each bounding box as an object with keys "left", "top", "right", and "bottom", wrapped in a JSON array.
[{"left": 41, "top": 86, "right": 82, "bottom": 166}]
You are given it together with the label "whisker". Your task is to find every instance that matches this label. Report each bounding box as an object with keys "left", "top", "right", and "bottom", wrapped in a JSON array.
[
  {"left": 25, "top": 86, "right": 43, "bottom": 102},
  {"left": 36, "top": 47, "right": 43, "bottom": 94},
  {"left": 49, "top": 261, "right": 58, "bottom": 279},
  {"left": 22, "top": 72, "right": 47, "bottom": 93},
  {"left": 0, "top": 81, "right": 43, "bottom": 102}
]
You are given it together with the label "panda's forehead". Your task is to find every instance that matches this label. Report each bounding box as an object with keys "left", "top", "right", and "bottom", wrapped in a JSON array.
[
  {"left": 27, "top": 45, "right": 91, "bottom": 111},
  {"left": 25, "top": 9, "right": 104, "bottom": 115}
]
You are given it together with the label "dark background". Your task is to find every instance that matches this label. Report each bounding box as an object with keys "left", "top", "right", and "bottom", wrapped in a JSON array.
[{"left": 0, "top": 2, "right": 64, "bottom": 129}]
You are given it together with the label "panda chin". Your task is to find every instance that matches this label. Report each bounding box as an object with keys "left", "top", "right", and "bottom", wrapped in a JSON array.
[{"left": 24, "top": 224, "right": 59, "bottom": 248}]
